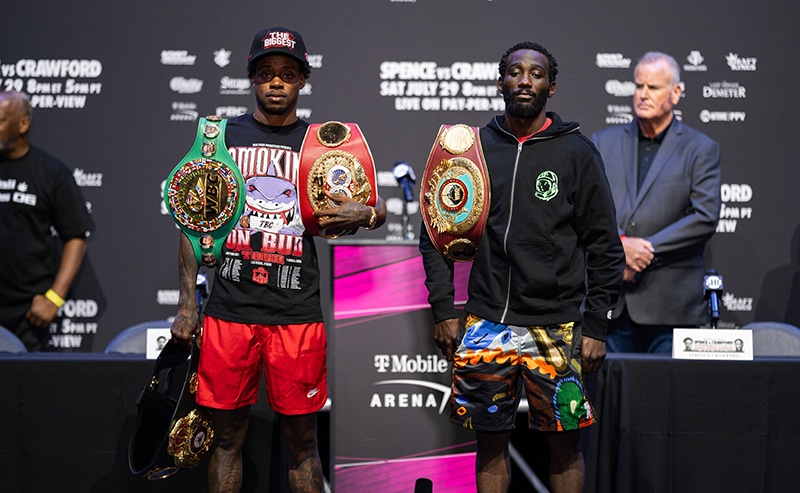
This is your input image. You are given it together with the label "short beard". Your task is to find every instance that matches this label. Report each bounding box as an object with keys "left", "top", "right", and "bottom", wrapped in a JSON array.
[
  {"left": 504, "top": 90, "right": 548, "bottom": 118},
  {"left": 255, "top": 91, "right": 297, "bottom": 118},
  {"left": 259, "top": 100, "right": 291, "bottom": 116}
]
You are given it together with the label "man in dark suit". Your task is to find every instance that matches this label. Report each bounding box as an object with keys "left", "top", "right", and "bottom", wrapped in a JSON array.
[{"left": 591, "top": 52, "right": 721, "bottom": 353}]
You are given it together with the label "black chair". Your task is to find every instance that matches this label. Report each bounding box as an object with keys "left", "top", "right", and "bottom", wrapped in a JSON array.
[
  {"left": 740, "top": 321, "right": 800, "bottom": 356},
  {"left": 0, "top": 325, "right": 27, "bottom": 354},
  {"left": 104, "top": 319, "right": 173, "bottom": 355}
]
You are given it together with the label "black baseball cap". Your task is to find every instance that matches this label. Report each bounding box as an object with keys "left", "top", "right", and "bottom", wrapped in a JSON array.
[{"left": 247, "top": 26, "right": 310, "bottom": 77}]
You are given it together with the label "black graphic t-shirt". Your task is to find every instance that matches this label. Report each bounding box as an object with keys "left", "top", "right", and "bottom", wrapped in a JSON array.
[
  {"left": 202, "top": 114, "right": 323, "bottom": 324},
  {"left": 0, "top": 146, "right": 94, "bottom": 321}
]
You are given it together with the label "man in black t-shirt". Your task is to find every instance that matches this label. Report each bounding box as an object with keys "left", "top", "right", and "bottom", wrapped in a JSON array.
[
  {"left": 170, "top": 27, "right": 386, "bottom": 492},
  {"left": 0, "top": 90, "right": 94, "bottom": 351}
]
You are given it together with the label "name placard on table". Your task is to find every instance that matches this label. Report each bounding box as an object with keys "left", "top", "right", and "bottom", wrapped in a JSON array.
[
  {"left": 146, "top": 328, "right": 172, "bottom": 360},
  {"left": 672, "top": 328, "right": 753, "bottom": 360}
]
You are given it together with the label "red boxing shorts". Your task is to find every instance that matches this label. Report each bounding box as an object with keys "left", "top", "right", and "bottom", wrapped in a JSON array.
[{"left": 196, "top": 315, "right": 328, "bottom": 415}]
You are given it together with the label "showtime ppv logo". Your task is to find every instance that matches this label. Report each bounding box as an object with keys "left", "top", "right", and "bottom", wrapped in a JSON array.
[{"left": 700, "top": 110, "right": 746, "bottom": 123}]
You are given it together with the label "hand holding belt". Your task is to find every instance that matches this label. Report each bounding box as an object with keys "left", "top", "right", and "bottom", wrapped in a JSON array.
[
  {"left": 298, "top": 121, "right": 378, "bottom": 237},
  {"left": 163, "top": 116, "right": 246, "bottom": 267},
  {"left": 420, "top": 124, "right": 491, "bottom": 262}
]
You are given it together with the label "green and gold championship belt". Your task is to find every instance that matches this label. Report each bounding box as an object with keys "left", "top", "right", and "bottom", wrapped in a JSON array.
[
  {"left": 420, "top": 124, "right": 490, "bottom": 262},
  {"left": 163, "top": 116, "right": 245, "bottom": 267}
]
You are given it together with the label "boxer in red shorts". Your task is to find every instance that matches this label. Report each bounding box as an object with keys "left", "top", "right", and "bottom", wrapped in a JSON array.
[{"left": 170, "top": 26, "right": 386, "bottom": 493}]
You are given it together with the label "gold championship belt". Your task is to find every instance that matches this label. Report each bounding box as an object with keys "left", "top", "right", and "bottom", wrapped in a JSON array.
[
  {"left": 420, "top": 124, "right": 490, "bottom": 262},
  {"left": 129, "top": 339, "right": 214, "bottom": 480},
  {"left": 298, "top": 121, "right": 378, "bottom": 237},
  {"left": 164, "top": 116, "right": 246, "bottom": 267}
]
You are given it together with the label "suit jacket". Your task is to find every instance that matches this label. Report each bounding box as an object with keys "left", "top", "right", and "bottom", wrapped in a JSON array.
[{"left": 591, "top": 118, "right": 721, "bottom": 326}]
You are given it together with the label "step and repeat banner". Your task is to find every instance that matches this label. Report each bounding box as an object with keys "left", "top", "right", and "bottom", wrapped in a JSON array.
[{"left": 2, "top": 1, "right": 798, "bottom": 353}]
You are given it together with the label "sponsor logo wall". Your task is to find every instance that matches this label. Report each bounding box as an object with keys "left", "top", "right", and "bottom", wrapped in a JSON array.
[
  {"left": 3, "top": 1, "right": 799, "bottom": 491},
  {"left": 2, "top": 0, "right": 797, "bottom": 365}
]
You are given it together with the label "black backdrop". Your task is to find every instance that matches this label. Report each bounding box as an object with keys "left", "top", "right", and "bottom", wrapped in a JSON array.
[{"left": 2, "top": 0, "right": 799, "bottom": 351}]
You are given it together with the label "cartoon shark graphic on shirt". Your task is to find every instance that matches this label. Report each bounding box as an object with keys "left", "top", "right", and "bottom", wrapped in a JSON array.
[{"left": 239, "top": 159, "right": 304, "bottom": 236}]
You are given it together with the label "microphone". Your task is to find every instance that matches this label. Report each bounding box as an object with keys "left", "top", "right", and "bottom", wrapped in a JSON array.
[
  {"left": 703, "top": 269, "right": 723, "bottom": 329},
  {"left": 393, "top": 160, "right": 416, "bottom": 202},
  {"left": 414, "top": 478, "right": 433, "bottom": 493}
]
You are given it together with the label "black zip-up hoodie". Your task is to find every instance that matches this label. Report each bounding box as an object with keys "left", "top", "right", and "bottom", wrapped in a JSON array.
[{"left": 420, "top": 112, "right": 624, "bottom": 341}]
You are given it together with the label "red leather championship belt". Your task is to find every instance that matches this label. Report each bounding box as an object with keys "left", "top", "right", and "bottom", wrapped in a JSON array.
[
  {"left": 298, "top": 121, "right": 378, "bottom": 237},
  {"left": 420, "top": 124, "right": 490, "bottom": 262}
]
